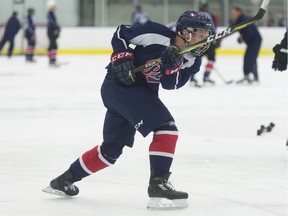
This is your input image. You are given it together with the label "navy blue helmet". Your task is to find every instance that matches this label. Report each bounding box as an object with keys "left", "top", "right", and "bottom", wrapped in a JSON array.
[
  {"left": 176, "top": 10, "right": 212, "bottom": 33},
  {"left": 176, "top": 10, "right": 213, "bottom": 56},
  {"left": 176, "top": 10, "right": 212, "bottom": 32}
]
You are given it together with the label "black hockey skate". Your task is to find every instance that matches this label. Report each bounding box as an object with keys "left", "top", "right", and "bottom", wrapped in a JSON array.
[
  {"left": 42, "top": 170, "right": 79, "bottom": 197},
  {"left": 147, "top": 172, "right": 188, "bottom": 210},
  {"left": 203, "top": 72, "right": 215, "bottom": 85},
  {"left": 189, "top": 77, "right": 201, "bottom": 88},
  {"left": 203, "top": 77, "right": 215, "bottom": 85}
]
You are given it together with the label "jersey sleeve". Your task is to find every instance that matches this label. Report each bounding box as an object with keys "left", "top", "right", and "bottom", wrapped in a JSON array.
[
  {"left": 280, "top": 31, "right": 287, "bottom": 49},
  {"left": 160, "top": 55, "right": 201, "bottom": 90}
]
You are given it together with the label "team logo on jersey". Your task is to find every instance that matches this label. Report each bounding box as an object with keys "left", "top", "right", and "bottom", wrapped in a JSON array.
[{"left": 142, "top": 60, "right": 162, "bottom": 83}]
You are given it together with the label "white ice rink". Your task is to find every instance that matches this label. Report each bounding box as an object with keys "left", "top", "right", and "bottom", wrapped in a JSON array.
[{"left": 0, "top": 55, "right": 287, "bottom": 216}]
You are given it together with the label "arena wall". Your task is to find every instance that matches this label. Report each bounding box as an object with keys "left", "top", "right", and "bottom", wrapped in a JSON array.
[{"left": 1, "top": 27, "right": 286, "bottom": 55}]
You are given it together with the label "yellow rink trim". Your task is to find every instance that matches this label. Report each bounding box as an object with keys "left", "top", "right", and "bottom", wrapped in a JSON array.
[
  {"left": 216, "top": 49, "right": 273, "bottom": 55},
  {"left": 3, "top": 48, "right": 273, "bottom": 56}
]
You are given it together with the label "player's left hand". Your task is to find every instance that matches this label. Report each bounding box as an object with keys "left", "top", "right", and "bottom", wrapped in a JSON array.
[
  {"left": 272, "top": 44, "right": 287, "bottom": 71},
  {"left": 161, "top": 45, "right": 183, "bottom": 75}
]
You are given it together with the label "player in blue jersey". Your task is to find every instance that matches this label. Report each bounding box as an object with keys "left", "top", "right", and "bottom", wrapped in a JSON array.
[
  {"left": 199, "top": 3, "right": 220, "bottom": 84},
  {"left": 43, "top": 11, "right": 212, "bottom": 210},
  {"left": 190, "top": 3, "right": 220, "bottom": 86},
  {"left": 47, "top": 0, "right": 60, "bottom": 66},
  {"left": 25, "top": 8, "right": 36, "bottom": 62}
]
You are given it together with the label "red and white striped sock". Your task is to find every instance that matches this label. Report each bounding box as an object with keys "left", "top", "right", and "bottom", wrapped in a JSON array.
[{"left": 149, "top": 130, "right": 178, "bottom": 175}]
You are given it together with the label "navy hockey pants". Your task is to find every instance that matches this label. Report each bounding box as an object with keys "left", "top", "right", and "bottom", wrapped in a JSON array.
[
  {"left": 244, "top": 39, "right": 261, "bottom": 79},
  {"left": 100, "top": 75, "right": 174, "bottom": 151},
  {"left": 0, "top": 34, "right": 15, "bottom": 57}
]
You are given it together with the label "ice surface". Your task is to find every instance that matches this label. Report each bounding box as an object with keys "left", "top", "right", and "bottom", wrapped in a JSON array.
[{"left": 0, "top": 55, "right": 287, "bottom": 216}]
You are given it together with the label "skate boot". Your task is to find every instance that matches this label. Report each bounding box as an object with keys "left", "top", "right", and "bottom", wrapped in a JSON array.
[
  {"left": 26, "top": 56, "right": 36, "bottom": 63},
  {"left": 42, "top": 170, "right": 79, "bottom": 197},
  {"left": 236, "top": 75, "right": 252, "bottom": 84},
  {"left": 203, "top": 71, "right": 215, "bottom": 85},
  {"left": 189, "top": 76, "right": 201, "bottom": 88},
  {"left": 49, "top": 59, "right": 61, "bottom": 68},
  {"left": 147, "top": 172, "right": 188, "bottom": 210}
]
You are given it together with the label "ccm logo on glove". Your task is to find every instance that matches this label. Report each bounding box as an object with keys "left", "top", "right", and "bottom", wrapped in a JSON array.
[{"left": 111, "top": 51, "right": 134, "bottom": 64}]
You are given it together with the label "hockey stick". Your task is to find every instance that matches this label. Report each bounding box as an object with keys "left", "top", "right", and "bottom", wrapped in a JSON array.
[
  {"left": 131, "top": 0, "right": 270, "bottom": 75},
  {"left": 213, "top": 68, "right": 233, "bottom": 84},
  {"left": 280, "top": 48, "right": 288, "bottom": 54}
]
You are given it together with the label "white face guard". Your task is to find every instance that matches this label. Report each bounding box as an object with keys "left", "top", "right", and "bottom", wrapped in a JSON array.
[{"left": 185, "top": 28, "right": 211, "bottom": 56}]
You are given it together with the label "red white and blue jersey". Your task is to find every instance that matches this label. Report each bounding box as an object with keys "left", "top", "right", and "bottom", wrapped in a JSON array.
[
  {"left": 47, "top": 11, "right": 60, "bottom": 32},
  {"left": 106, "top": 20, "right": 201, "bottom": 93},
  {"left": 25, "top": 15, "right": 35, "bottom": 38}
]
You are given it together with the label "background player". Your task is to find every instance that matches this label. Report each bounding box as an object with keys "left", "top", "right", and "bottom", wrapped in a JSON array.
[
  {"left": 131, "top": 4, "right": 149, "bottom": 25},
  {"left": 0, "top": 11, "right": 21, "bottom": 58},
  {"left": 25, "top": 8, "right": 36, "bottom": 62},
  {"left": 230, "top": 6, "right": 262, "bottom": 84},
  {"left": 190, "top": 2, "right": 220, "bottom": 86},
  {"left": 47, "top": 0, "right": 61, "bottom": 66},
  {"left": 42, "top": 10, "right": 212, "bottom": 210}
]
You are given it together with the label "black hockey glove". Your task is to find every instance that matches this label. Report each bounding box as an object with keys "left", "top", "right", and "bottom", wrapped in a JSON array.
[
  {"left": 272, "top": 44, "right": 287, "bottom": 72},
  {"left": 161, "top": 45, "right": 183, "bottom": 75},
  {"left": 111, "top": 50, "right": 135, "bottom": 86}
]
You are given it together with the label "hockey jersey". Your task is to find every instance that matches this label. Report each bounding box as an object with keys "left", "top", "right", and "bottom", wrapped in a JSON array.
[
  {"left": 25, "top": 15, "right": 35, "bottom": 38},
  {"left": 106, "top": 20, "right": 201, "bottom": 93},
  {"left": 47, "top": 11, "right": 60, "bottom": 32}
]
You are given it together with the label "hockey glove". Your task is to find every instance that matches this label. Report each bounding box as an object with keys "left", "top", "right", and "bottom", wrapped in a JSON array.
[
  {"left": 111, "top": 50, "right": 135, "bottom": 86},
  {"left": 161, "top": 45, "right": 183, "bottom": 75},
  {"left": 272, "top": 44, "right": 287, "bottom": 72}
]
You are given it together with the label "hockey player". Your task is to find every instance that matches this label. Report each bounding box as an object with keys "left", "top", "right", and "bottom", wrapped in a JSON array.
[
  {"left": 47, "top": 0, "right": 60, "bottom": 66},
  {"left": 131, "top": 4, "right": 149, "bottom": 25},
  {"left": 43, "top": 11, "right": 212, "bottom": 210},
  {"left": 272, "top": 31, "right": 287, "bottom": 72},
  {"left": 230, "top": 6, "right": 262, "bottom": 84},
  {"left": 25, "top": 8, "right": 36, "bottom": 62},
  {"left": 0, "top": 11, "right": 21, "bottom": 57}
]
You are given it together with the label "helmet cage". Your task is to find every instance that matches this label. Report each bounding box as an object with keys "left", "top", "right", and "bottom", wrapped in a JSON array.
[{"left": 187, "top": 28, "right": 212, "bottom": 56}]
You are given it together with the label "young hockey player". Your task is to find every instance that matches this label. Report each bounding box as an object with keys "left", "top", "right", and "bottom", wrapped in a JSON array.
[
  {"left": 42, "top": 10, "right": 212, "bottom": 210},
  {"left": 190, "top": 2, "right": 220, "bottom": 86},
  {"left": 25, "top": 8, "right": 36, "bottom": 62},
  {"left": 47, "top": 0, "right": 61, "bottom": 66}
]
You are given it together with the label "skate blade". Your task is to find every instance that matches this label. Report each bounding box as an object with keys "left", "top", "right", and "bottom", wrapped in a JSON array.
[
  {"left": 147, "top": 198, "right": 188, "bottom": 210},
  {"left": 42, "top": 186, "right": 71, "bottom": 197}
]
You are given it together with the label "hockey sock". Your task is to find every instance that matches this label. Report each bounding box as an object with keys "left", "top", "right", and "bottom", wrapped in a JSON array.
[
  {"left": 204, "top": 60, "right": 214, "bottom": 78},
  {"left": 149, "top": 123, "right": 178, "bottom": 176},
  {"left": 48, "top": 49, "right": 57, "bottom": 63},
  {"left": 205, "top": 60, "right": 214, "bottom": 72},
  {"left": 26, "top": 46, "right": 34, "bottom": 60},
  {"left": 69, "top": 145, "right": 113, "bottom": 182}
]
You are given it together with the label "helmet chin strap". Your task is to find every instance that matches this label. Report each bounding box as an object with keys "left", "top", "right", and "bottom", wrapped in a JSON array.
[{"left": 178, "top": 31, "right": 193, "bottom": 48}]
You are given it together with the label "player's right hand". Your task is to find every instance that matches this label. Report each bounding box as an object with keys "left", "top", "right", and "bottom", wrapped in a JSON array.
[
  {"left": 111, "top": 50, "right": 135, "bottom": 86},
  {"left": 161, "top": 45, "right": 183, "bottom": 75},
  {"left": 272, "top": 44, "right": 287, "bottom": 72}
]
